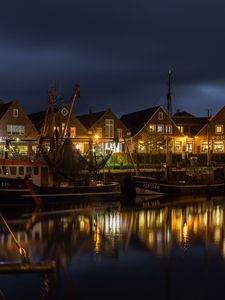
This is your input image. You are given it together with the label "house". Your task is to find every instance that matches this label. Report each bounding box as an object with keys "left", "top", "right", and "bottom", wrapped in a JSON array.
[
  {"left": 172, "top": 109, "right": 208, "bottom": 153},
  {"left": 29, "top": 106, "right": 89, "bottom": 153},
  {"left": 195, "top": 106, "right": 225, "bottom": 154},
  {"left": 77, "top": 109, "right": 131, "bottom": 153},
  {"left": 0, "top": 100, "right": 39, "bottom": 158},
  {"left": 120, "top": 106, "right": 184, "bottom": 153}
]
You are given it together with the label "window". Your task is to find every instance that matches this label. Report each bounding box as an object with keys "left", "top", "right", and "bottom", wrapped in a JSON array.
[
  {"left": 13, "top": 109, "right": 18, "bottom": 118},
  {"left": 166, "top": 125, "right": 173, "bottom": 134},
  {"left": 157, "top": 124, "right": 164, "bottom": 133},
  {"left": 149, "top": 125, "right": 155, "bottom": 132},
  {"left": 19, "top": 167, "right": 24, "bottom": 175},
  {"left": 177, "top": 126, "right": 183, "bottom": 133},
  {"left": 70, "top": 127, "right": 76, "bottom": 138},
  {"left": 117, "top": 128, "right": 122, "bottom": 139},
  {"left": 7, "top": 125, "right": 25, "bottom": 135},
  {"left": 158, "top": 112, "right": 163, "bottom": 120},
  {"left": 214, "top": 141, "right": 224, "bottom": 152},
  {"left": 105, "top": 119, "right": 114, "bottom": 138},
  {"left": 201, "top": 141, "right": 209, "bottom": 152},
  {"left": 175, "top": 141, "right": 182, "bottom": 152},
  {"left": 9, "top": 167, "right": 17, "bottom": 175},
  {"left": 215, "top": 125, "right": 223, "bottom": 134},
  {"left": 62, "top": 123, "right": 65, "bottom": 133},
  {"left": 96, "top": 128, "right": 103, "bottom": 138}
]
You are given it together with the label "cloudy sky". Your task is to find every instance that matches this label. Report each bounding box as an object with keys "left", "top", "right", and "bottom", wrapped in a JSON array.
[{"left": 1, "top": 0, "right": 225, "bottom": 117}]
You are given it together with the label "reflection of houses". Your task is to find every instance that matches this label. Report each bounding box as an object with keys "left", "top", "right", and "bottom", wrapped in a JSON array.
[
  {"left": 77, "top": 109, "right": 131, "bottom": 153},
  {"left": 172, "top": 110, "right": 208, "bottom": 154},
  {"left": 120, "top": 106, "right": 183, "bottom": 153},
  {"left": 29, "top": 107, "right": 89, "bottom": 154},
  {"left": 0, "top": 100, "right": 39, "bottom": 158}
]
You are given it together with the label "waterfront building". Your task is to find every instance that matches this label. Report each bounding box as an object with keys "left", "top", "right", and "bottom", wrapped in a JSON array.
[
  {"left": 28, "top": 107, "right": 89, "bottom": 154},
  {"left": 120, "top": 106, "right": 183, "bottom": 154},
  {"left": 77, "top": 108, "right": 131, "bottom": 153},
  {"left": 172, "top": 110, "right": 208, "bottom": 154},
  {"left": 0, "top": 100, "right": 39, "bottom": 158}
]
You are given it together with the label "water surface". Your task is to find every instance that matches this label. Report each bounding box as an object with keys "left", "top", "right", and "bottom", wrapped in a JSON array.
[{"left": 0, "top": 194, "right": 225, "bottom": 300}]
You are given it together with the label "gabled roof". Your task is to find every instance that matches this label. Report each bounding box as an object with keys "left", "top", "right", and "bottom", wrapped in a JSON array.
[
  {"left": 120, "top": 106, "right": 160, "bottom": 136},
  {"left": 172, "top": 116, "right": 208, "bottom": 126},
  {"left": 0, "top": 102, "right": 13, "bottom": 119},
  {"left": 173, "top": 110, "right": 195, "bottom": 117},
  {"left": 77, "top": 110, "right": 107, "bottom": 129},
  {"left": 28, "top": 111, "right": 47, "bottom": 131}
]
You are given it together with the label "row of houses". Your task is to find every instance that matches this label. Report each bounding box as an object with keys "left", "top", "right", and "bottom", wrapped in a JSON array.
[{"left": 0, "top": 98, "right": 225, "bottom": 158}]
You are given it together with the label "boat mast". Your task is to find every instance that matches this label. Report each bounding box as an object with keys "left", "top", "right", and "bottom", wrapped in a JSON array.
[
  {"left": 207, "top": 108, "right": 211, "bottom": 166},
  {"left": 166, "top": 70, "right": 172, "bottom": 169},
  {"left": 167, "top": 69, "right": 172, "bottom": 117},
  {"left": 54, "top": 84, "right": 80, "bottom": 161}
]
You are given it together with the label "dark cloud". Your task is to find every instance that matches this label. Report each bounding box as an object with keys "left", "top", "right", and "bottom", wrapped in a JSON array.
[{"left": 0, "top": 0, "right": 225, "bottom": 117}]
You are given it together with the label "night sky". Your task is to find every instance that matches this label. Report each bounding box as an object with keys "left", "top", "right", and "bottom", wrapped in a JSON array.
[{"left": 1, "top": 0, "right": 225, "bottom": 117}]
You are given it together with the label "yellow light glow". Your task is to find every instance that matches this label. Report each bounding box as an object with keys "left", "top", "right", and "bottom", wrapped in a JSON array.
[{"left": 94, "top": 134, "right": 99, "bottom": 139}]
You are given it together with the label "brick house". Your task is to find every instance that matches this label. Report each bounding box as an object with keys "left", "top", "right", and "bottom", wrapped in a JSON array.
[
  {"left": 172, "top": 110, "right": 208, "bottom": 154},
  {"left": 195, "top": 106, "right": 225, "bottom": 154},
  {"left": 77, "top": 109, "right": 131, "bottom": 153},
  {"left": 29, "top": 107, "right": 89, "bottom": 153},
  {"left": 0, "top": 100, "right": 39, "bottom": 158},
  {"left": 120, "top": 106, "right": 184, "bottom": 154}
]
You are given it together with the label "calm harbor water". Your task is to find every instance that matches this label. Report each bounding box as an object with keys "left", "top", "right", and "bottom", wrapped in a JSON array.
[{"left": 1, "top": 194, "right": 225, "bottom": 300}]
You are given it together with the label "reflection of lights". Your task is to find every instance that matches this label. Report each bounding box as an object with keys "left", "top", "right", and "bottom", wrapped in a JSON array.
[
  {"left": 223, "top": 240, "right": 225, "bottom": 258},
  {"left": 138, "top": 211, "right": 145, "bottom": 230},
  {"left": 104, "top": 212, "right": 122, "bottom": 235},
  {"left": 182, "top": 222, "right": 188, "bottom": 242},
  {"left": 214, "top": 227, "right": 221, "bottom": 244},
  {"left": 148, "top": 231, "right": 154, "bottom": 246}
]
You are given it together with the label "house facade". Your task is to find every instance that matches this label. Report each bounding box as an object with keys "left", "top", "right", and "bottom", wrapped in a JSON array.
[
  {"left": 195, "top": 106, "right": 225, "bottom": 154},
  {"left": 0, "top": 100, "right": 39, "bottom": 158},
  {"left": 120, "top": 106, "right": 184, "bottom": 154},
  {"left": 29, "top": 107, "right": 89, "bottom": 154},
  {"left": 172, "top": 110, "right": 208, "bottom": 154},
  {"left": 77, "top": 109, "right": 131, "bottom": 153}
]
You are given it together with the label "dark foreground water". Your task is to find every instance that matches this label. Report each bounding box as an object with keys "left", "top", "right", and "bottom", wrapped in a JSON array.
[{"left": 0, "top": 194, "right": 225, "bottom": 300}]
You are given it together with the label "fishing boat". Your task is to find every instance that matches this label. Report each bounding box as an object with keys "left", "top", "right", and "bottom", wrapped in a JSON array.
[
  {"left": 133, "top": 71, "right": 225, "bottom": 196},
  {"left": 0, "top": 85, "right": 120, "bottom": 204}
]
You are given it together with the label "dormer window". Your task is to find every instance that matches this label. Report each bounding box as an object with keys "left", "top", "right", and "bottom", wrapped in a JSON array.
[{"left": 13, "top": 109, "right": 18, "bottom": 118}]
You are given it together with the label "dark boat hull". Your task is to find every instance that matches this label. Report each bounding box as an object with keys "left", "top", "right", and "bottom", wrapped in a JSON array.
[
  {"left": 133, "top": 175, "right": 225, "bottom": 195},
  {"left": 0, "top": 177, "right": 120, "bottom": 205}
]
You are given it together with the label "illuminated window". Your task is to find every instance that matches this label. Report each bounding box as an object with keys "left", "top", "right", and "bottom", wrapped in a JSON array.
[
  {"left": 166, "top": 125, "right": 173, "bottom": 134},
  {"left": 214, "top": 141, "right": 224, "bottom": 152},
  {"left": 13, "top": 109, "right": 18, "bottom": 118},
  {"left": 215, "top": 125, "right": 223, "bottom": 134},
  {"left": 201, "top": 141, "right": 209, "bottom": 152},
  {"left": 175, "top": 141, "right": 182, "bottom": 151},
  {"left": 7, "top": 125, "right": 25, "bottom": 135},
  {"left": 105, "top": 119, "right": 114, "bottom": 138},
  {"left": 157, "top": 124, "right": 164, "bottom": 133},
  {"left": 177, "top": 125, "right": 183, "bottom": 133},
  {"left": 62, "top": 123, "right": 65, "bottom": 133},
  {"left": 158, "top": 112, "right": 163, "bottom": 120},
  {"left": 70, "top": 127, "right": 76, "bottom": 138}
]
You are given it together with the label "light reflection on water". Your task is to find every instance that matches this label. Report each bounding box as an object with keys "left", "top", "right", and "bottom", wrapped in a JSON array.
[{"left": 0, "top": 194, "right": 225, "bottom": 299}]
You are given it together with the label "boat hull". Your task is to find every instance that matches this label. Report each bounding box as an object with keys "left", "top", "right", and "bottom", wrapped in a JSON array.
[
  {"left": 133, "top": 175, "right": 225, "bottom": 195},
  {"left": 0, "top": 177, "right": 120, "bottom": 205}
]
